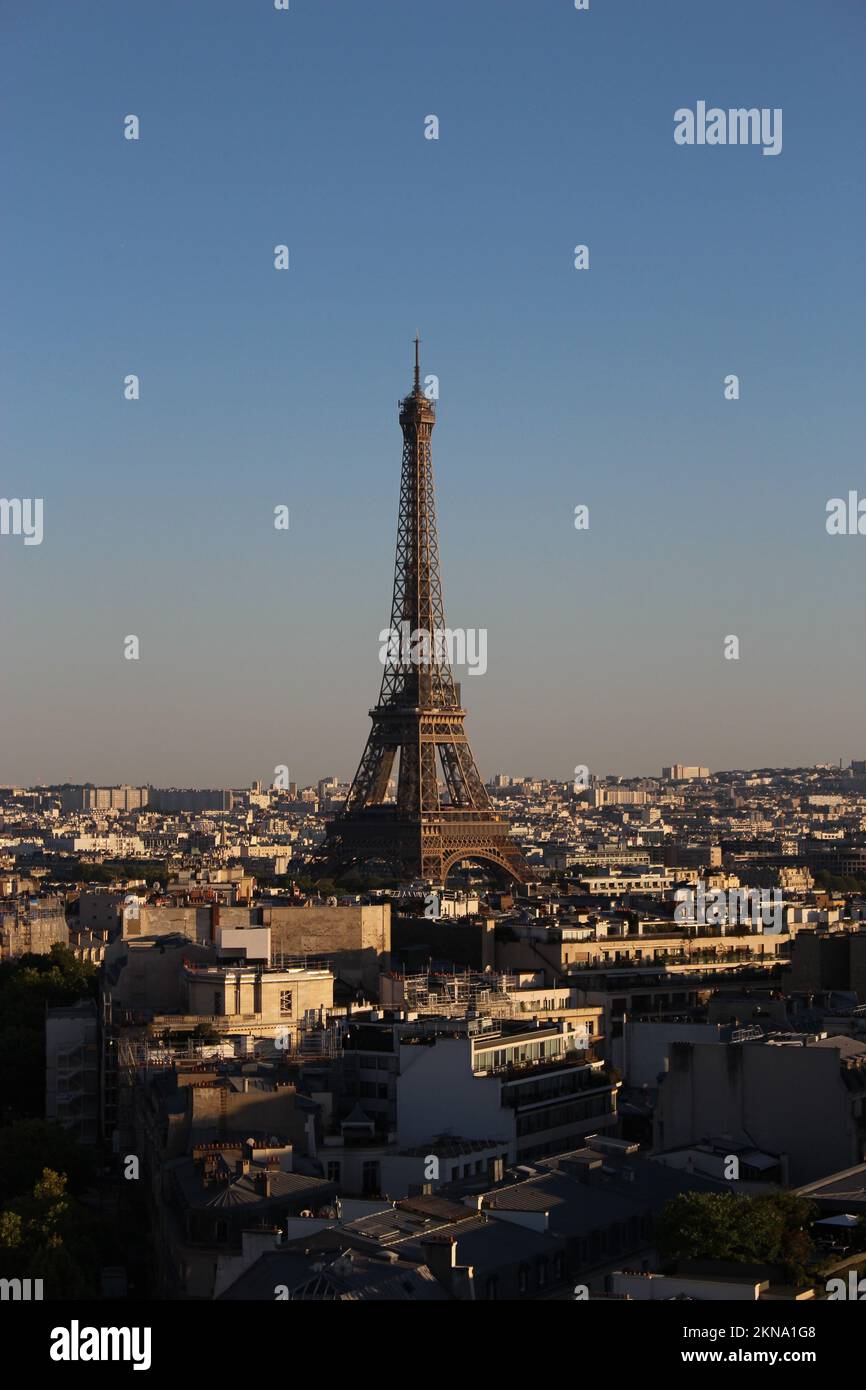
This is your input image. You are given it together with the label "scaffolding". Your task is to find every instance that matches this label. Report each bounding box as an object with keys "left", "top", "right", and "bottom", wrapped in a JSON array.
[
  {"left": 400, "top": 968, "right": 520, "bottom": 1019},
  {"left": 110, "top": 999, "right": 344, "bottom": 1075}
]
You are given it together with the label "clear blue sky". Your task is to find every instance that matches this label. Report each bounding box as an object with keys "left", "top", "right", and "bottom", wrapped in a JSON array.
[{"left": 1, "top": 0, "right": 864, "bottom": 787}]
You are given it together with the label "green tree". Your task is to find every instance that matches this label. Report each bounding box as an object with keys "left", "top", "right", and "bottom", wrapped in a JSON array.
[
  {"left": 0, "top": 947, "right": 98, "bottom": 1121},
  {"left": 656, "top": 1191, "right": 816, "bottom": 1285},
  {"left": 0, "top": 1120, "right": 96, "bottom": 1205},
  {"left": 0, "top": 1168, "right": 95, "bottom": 1298},
  {"left": 193, "top": 1022, "right": 221, "bottom": 1044}
]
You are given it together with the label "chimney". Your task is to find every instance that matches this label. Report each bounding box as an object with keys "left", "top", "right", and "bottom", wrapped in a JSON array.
[
  {"left": 255, "top": 1170, "right": 272, "bottom": 1198},
  {"left": 421, "top": 1235, "right": 458, "bottom": 1288}
]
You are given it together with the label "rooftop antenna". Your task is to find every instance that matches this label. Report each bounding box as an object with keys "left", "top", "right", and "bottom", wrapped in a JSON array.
[{"left": 414, "top": 331, "right": 421, "bottom": 393}]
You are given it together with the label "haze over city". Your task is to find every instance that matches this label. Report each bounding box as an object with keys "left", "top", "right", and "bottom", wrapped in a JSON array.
[{"left": 3, "top": 0, "right": 865, "bottom": 787}]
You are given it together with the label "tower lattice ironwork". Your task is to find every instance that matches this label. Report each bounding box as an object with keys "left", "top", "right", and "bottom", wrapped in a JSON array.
[{"left": 315, "top": 339, "right": 528, "bottom": 887}]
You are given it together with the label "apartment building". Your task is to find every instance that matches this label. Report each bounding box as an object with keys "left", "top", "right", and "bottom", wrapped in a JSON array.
[
  {"left": 59, "top": 784, "right": 149, "bottom": 812},
  {"left": 181, "top": 960, "right": 334, "bottom": 1049},
  {"left": 45, "top": 1000, "right": 99, "bottom": 1144},
  {"left": 494, "top": 917, "right": 788, "bottom": 984},
  {"left": 335, "top": 1017, "right": 618, "bottom": 1166},
  {"left": 0, "top": 895, "right": 68, "bottom": 958},
  {"left": 789, "top": 927, "right": 866, "bottom": 996},
  {"left": 655, "top": 1033, "right": 866, "bottom": 1185}
]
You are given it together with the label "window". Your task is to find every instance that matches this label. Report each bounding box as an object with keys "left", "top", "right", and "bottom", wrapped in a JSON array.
[
  {"left": 279, "top": 990, "right": 293, "bottom": 1017},
  {"left": 362, "top": 1160, "right": 379, "bottom": 1195},
  {"left": 537, "top": 1258, "right": 548, "bottom": 1289},
  {"left": 518, "top": 1264, "right": 529, "bottom": 1293},
  {"left": 485, "top": 1276, "right": 498, "bottom": 1301},
  {"left": 326, "top": 1161, "right": 341, "bottom": 1183}
]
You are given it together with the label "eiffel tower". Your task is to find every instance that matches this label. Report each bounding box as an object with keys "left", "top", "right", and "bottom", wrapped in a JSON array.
[{"left": 316, "top": 338, "right": 529, "bottom": 887}]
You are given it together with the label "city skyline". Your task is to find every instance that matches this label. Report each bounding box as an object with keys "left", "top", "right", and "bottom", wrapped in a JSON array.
[
  {"left": 5, "top": 756, "right": 859, "bottom": 798},
  {"left": 3, "top": 0, "right": 865, "bottom": 1335}
]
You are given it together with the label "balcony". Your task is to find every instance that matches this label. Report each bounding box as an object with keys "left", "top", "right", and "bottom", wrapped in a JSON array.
[
  {"left": 502, "top": 1067, "right": 618, "bottom": 1111},
  {"left": 486, "top": 1053, "right": 613, "bottom": 1088},
  {"left": 148, "top": 1013, "right": 264, "bottom": 1030}
]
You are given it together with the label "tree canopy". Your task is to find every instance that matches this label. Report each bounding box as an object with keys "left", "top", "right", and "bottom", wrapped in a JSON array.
[
  {"left": 0, "top": 945, "right": 98, "bottom": 1122},
  {"left": 656, "top": 1190, "right": 817, "bottom": 1285}
]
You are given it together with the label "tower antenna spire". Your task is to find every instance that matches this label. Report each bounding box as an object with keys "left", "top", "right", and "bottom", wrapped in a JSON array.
[{"left": 414, "top": 332, "right": 421, "bottom": 392}]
